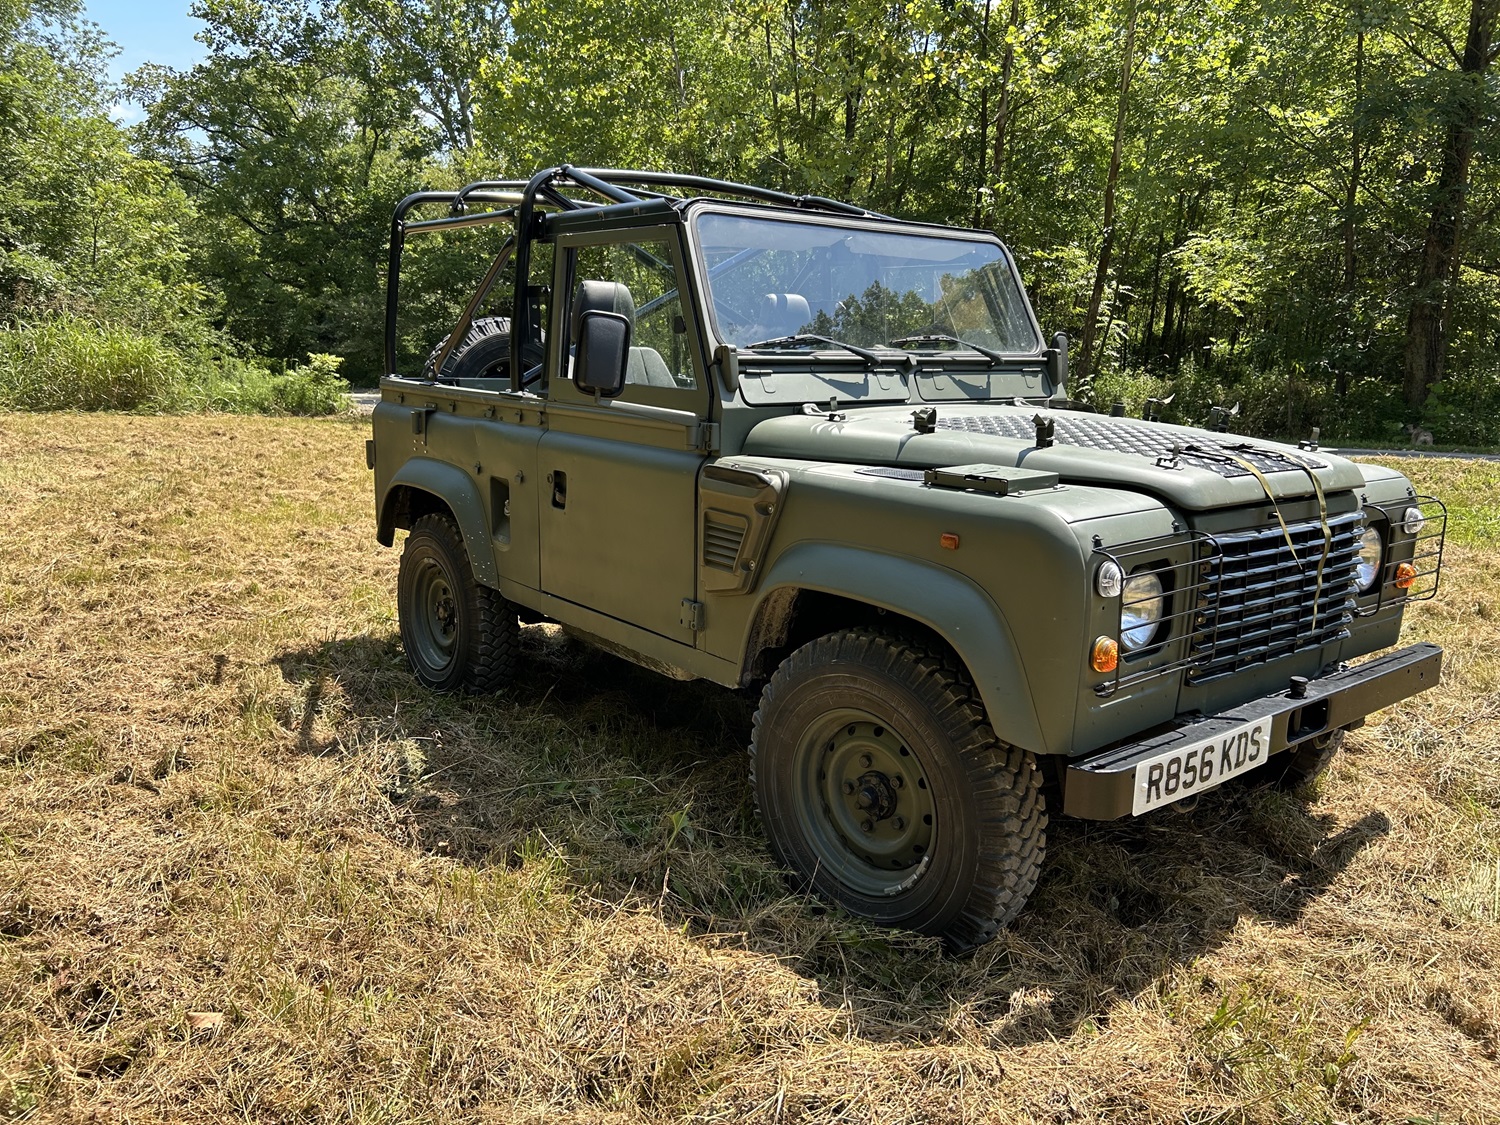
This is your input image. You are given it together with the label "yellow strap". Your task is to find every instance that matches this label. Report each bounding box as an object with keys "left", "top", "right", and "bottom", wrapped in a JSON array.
[
  {"left": 1292, "top": 457, "right": 1331, "bottom": 634},
  {"left": 1224, "top": 450, "right": 1333, "bottom": 634},
  {"left": 1225, "top": 452, "right": 1299, "bottom": 563}
]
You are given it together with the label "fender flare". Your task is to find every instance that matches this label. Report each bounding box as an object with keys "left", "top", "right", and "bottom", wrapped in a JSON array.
[
  {"left": 747, "top": 542, "right": 1045, "bottom": 753},
  {"left": 378, "top": 457, "right": 497, "bottom": 588}
]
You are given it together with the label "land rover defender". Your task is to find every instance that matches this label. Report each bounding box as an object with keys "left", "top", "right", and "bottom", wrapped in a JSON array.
[{"left": 369, "top": 167, "right": 1445, "bottom": 950}]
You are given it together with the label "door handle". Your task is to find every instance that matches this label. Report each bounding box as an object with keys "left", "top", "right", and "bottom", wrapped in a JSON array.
[{"left": 549, "top": 470, "right": 567, "bottom": 509}]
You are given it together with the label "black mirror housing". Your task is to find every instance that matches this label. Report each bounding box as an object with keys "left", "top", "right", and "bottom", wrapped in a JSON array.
[
  {"left": 1044, "top": 331, "right": 1069, "bottom": 396},
  {"left": 576, "top": 310, "right": 630, "bottom": 397}
]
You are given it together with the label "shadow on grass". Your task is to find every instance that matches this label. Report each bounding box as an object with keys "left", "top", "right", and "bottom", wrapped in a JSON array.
[{"left": 275, "top": 626, "right": 1390, "bottom": 1049}]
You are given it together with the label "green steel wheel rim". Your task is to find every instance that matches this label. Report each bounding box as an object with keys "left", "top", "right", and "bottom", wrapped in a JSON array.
[
  {"left": 792, "top": 707, "right": 937, "bottom": 898},
  {"left": 408, "top": 555, "right": 460, "bottom": 675}
]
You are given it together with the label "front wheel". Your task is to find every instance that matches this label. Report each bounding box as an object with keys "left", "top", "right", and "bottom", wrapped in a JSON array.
[
  {"left": 397, "top": 513, "right": 516, "bottom": 693},
  {"left": 1271, "top": 729, "right": 1345, "bottom": 792},
  {"left": 750, "top": 630, "right": 1046, "bottom": 951}
]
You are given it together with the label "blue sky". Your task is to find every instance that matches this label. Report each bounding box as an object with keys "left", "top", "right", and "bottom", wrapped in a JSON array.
[
  {"left": 83, "top": 0, "right": 206, "bottom": 120},
  {"left": 85, "top": 1, "right": 205, "bottom": 75}
]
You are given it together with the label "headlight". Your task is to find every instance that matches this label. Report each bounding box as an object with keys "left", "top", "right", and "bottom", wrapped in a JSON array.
[
  {"left": 1120, "top": 572, "right": 1164, "bottom": 651},
  {"left": 1356, "top": 526, "right": 1383, "bottom": 592},
  {"left": 1402, "top": 506, "right": 1425, "bottom": 536},
  {"left": 1096, "top": 560, "right": 1123, "bottom": 598}
]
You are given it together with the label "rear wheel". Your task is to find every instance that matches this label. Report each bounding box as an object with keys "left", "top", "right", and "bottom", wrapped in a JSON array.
[
  {"left": 750, "top": 629, "right": 1046, "bottom": 951},
  {"left": 397, "top": 513, "right": 516, "bottom": 693}
]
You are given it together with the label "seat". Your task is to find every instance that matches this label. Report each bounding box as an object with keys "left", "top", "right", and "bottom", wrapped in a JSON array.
[
  {"left": 572, "top": 279, "right": 635, "bottom": 334},
  {"left": 572, "top": 279, "right": 681, "bottom": 388},
  {"left": 754, "top": 292, "right": 812, "bottom": 339},
  {"left": 626, "top": 347, "right": 677, "bottom": 387}
]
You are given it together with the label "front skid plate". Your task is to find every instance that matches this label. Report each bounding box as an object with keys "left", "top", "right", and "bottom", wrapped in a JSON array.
[{"left": 1062, "top": 642, "right": 1443, "bottom": 820}]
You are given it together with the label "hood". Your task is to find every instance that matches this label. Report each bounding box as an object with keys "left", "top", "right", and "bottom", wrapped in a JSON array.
[{"left": 741, "top": 404, "right": 1365, "bottom": 511}]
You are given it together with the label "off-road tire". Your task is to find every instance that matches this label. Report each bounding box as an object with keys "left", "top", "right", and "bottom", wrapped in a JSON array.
[
  {"left": 397, "top": 513, "right": 516, "bottom": 693},
  {"left": 425, "top": 316, "right": 510, "bottom": 382},
  {"left": 750, "top": 629, "right": 1047, "bottom": 952},
  {"left": 1271, "top": 730, "right": 1345, "bottom": 793}
]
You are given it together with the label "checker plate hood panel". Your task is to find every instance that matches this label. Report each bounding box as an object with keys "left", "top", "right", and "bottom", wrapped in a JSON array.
[{"left": 741, "top": 404, "right": 1365, "bottom": 510}]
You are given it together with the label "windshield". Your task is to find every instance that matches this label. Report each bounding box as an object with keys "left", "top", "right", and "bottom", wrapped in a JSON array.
[{"left": 693, "top": 212, "right": 1041, "bottom": 356}]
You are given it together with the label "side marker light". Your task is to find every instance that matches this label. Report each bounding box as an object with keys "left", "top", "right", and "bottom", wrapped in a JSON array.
[
  {"left": 1091, "top": 636, "right": 1119, "bottom": 673},
  {"left": 940, "top": 533, "right": 960, "bottom": 550}
]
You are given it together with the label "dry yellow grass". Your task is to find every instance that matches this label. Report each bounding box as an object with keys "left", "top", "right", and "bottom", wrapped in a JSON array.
[{"left": 1, "top": 413, "right": 1496, "bottom": 1124}]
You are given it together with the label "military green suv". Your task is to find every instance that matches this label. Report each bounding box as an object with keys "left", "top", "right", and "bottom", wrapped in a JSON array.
[{"left": 370, "top": 167, "right": 1445, "bottom": 950}]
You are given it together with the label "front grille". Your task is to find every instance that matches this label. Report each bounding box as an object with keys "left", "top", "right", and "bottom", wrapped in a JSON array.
[{"left": 1190, "top": 511, "right": 1363, "bottom": 679}]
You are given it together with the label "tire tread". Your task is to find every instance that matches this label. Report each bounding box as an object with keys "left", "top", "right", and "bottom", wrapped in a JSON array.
[{"left": 749, "top": 628, "right": 1046, "bottom": 951}]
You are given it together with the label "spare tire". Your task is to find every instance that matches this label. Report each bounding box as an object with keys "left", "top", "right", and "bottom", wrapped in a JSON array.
[{"left": 424, "top": 316, "right": 510, "bottom": 382}]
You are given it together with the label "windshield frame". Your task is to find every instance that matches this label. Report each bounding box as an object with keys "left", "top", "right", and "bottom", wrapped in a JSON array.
[{"left": 683, "top": 202, "right": 1047, "bottom": 362}]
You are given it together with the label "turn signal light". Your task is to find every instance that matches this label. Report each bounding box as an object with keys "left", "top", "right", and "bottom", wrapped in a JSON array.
[
  {"left": 1091, "top": 636, "right": 1119, "bottom": 673},
  {"left": 1394, "top": 562, "right": 1417, "bottom": 589}
]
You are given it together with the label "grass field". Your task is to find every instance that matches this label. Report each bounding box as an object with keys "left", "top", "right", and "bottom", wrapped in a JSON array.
[{"left": 1, "top": 413, "right": 1497, "bottom": 1124}]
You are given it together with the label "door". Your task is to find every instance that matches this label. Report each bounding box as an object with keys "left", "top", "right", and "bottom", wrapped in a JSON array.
[{"left": 537, "top": 225, "right": 710, "bottom": 643}]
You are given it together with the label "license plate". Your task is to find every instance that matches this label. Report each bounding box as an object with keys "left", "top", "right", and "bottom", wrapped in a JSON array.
[{"left": 1132, "top": 717, "right": 1273, "bottom": 815}]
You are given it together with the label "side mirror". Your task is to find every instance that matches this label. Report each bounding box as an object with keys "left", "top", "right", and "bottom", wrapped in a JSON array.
[
  {"left": 1044, "top": 331, "right": 1069, "bottom": 396},
  {"left": 576, "top": 310, "right": 630, "bottom": 398}
]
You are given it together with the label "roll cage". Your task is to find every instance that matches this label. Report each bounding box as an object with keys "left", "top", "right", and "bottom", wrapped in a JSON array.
[{"left": 383, "top": 165, "right": 895, "bottom": 387}]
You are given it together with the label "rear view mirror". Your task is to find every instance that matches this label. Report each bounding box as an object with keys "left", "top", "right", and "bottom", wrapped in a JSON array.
[
  {"left": 576, "top": 310, "right": 630, "bottom": 397},
  {"left": 1045, "top": 331, "right": 1069, "bottom": 395}
]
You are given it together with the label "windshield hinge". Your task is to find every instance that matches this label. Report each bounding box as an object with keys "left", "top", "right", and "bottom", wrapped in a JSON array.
[
  {"left": 680, "top": 598, "right": 704, "bottom": 632},
  {"left": 693, "top": 422, "right": 720, "bottom": 453}
]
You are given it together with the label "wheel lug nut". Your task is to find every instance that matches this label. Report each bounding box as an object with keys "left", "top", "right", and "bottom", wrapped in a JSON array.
[
  {"left": 859, "top": 754, "right": 872, "bottom": 768},
  {"left": 892, "top": 775, "right": 903, "bottom": 788},
  {"left": 860, "top": 818, "right": 874, "bottom": 833},
  {"left": 842, "top": 780, "right": 855, "bottom": 795},
  {"left": 893, "top": 817, "right": 904, "bottom": 830}
]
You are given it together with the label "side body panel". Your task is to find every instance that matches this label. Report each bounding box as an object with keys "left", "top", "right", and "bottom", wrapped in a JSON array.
[{"left": 537, "top": 406, "right": 704, "bottom": 642}]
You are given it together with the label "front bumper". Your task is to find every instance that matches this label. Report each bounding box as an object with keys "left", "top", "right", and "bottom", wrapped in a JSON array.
[{"left": 1062, "top": 642, "right": 1442, "bottom": 820}]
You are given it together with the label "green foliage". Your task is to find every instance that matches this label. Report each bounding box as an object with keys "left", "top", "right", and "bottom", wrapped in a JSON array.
[
  {"left": 0, "top": 314, "right": 185, "bottom": 410},
  {"left": 0, "top": 0, "right": 209, "bottom": 338},
  {"left": 2, "top": 0, "right": 1497, "bottom": 432},
  {"left": 0, "top": 316, "right": 350, "bottom": 415},
  {"left": 807, "top": 282, "right": 934, "bottom": 348},
  {"left": 211, "top": 353, "right": 352, "bottom": 416},
  {"left": 1420, "top": 365, "right": 1500, "bottom": 446}
]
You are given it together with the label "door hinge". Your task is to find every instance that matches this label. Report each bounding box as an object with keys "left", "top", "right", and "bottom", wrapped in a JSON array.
[
  {"left": 692, "top": 422, "right": 720, "bottom": 453},
  {"left": 680, "top": 598, "right": 704, "bottom": 632}
]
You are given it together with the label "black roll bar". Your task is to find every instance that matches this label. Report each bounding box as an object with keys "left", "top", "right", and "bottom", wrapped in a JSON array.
[{"left": 384, "top": 166, "right": 895, "bottom": 380}]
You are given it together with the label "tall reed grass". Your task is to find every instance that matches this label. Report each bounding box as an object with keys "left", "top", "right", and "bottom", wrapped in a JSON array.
[{"left": 0, "top": 315, "right": 349, "bottom": 415}]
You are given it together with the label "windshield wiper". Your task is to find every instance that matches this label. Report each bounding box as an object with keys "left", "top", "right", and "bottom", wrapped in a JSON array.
[
  {"left": 743, "top": 333, "right": 889, "bottom": 368},
  {"left": 888, "top": 333, "right": 1008, "bottom": 365}
]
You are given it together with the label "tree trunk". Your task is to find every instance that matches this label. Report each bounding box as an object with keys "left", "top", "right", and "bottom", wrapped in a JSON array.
[
  {"left": 1337, "top": 29, "right": 1364, "bottom": 398},
  {"left": 1076, "top": 0, "right": 1139, "bottom": 388},
  {"left": 1141, "top": 223, "right": 1166, "bottom": 356},
  {"left": 991, "top": 0, "right": 1021, "bottom": 180},
  {"left": 1402, "top": 0, "right": 1498, "bottom": 409},
  {"left": 972, "top": 0, "right": 992, "bottom": 228}
]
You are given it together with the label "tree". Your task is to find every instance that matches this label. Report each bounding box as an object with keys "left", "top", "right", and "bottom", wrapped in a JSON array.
[
  {"left": 139, "top": 0, "right": 437, "bottom": 375},
  {"left": 0, "top": 0, "right": 203, "bottom": 334},
  {"left": 1400, "top": 0, "right": 1500, "bottom": 408}
]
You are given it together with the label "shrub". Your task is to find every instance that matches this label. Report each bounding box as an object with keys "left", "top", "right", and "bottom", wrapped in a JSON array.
[
  {"left": 0, "top": 318, "right": 352, "bottom": 416},
  {"left": 1420, "top": 366, "right": 1500, "bottom": 446},
  {"left": 209, "top": 353, "right": 350, "bottom": 416},
  {"left": 0, "top": 314, "right": 187, "bottom": 410}
]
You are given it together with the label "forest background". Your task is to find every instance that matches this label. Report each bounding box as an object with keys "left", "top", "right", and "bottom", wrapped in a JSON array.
[{"left": 2, "top": 0, "right": 1498, "bottom": 443}]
